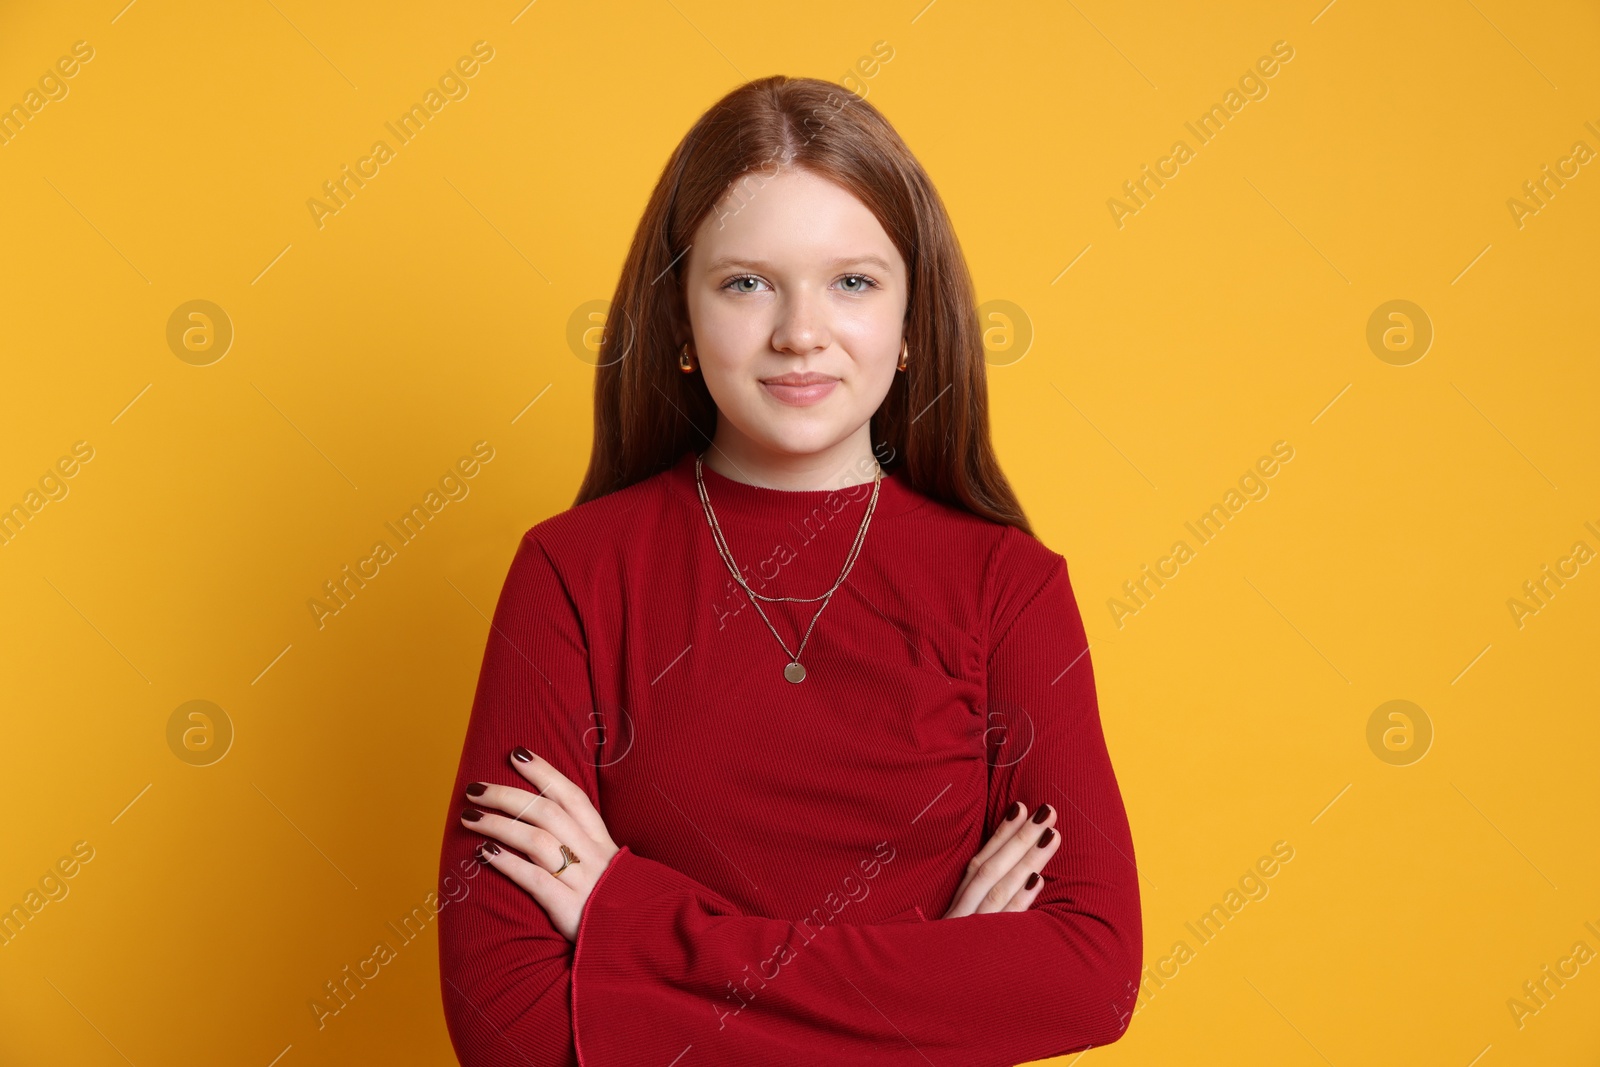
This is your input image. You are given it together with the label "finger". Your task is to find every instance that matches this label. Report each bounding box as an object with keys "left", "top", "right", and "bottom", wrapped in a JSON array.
[
  {"left": 975, "top": 822, "right": 1061, "bottom": 915},
  {"left": 1001, "top": 868, "right": 1049, "bottom": 913},
  {"left": 461, "top": 807, "right": 596, "bottom": 892},
  {"left": 473, "top": 839, "right": 581, "bottom": 934},
  {"left": 953, "top": 799, "right": 1030, "bottom": 895},
  {"left": 509, "top": 747, "right": 616, "bottom": 848},
  {"left": 1000, "top": 825, "right": 1063, "bottom": 913},
  {"left": 469, "top": 780, "right": 594, "bottom": 859},
  {"left": 951, "top": 800, "right": 1030, "bottom": 901},
  {"left": 948, "top": 805, "right": 1057, "bottom": 918}
]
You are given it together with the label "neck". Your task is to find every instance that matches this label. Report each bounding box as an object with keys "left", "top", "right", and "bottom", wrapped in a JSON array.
[{"left": 702, "top": 425, "right": 881, "bottom": 491}]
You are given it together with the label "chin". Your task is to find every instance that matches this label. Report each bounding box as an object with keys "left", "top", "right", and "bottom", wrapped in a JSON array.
[
  {"left": 762, "top": 437, "right": 838, "bottom": 459},
  {"left": 749, "top": 425, "right": 847, "bottom": 458}
]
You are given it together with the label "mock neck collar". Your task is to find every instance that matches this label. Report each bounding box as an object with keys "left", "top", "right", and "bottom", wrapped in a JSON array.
[{"left": 663, "top": 447, "right": 923, "bottom": 522}]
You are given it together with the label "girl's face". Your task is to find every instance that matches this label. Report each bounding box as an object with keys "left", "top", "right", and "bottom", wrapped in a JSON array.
[{"left": 682, "top": 166, "right": 908, "bottom": 471}]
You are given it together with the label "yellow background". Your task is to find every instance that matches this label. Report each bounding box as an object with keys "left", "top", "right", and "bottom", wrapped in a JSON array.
[{"left": 2, "top": 1, "right": 1596, "bottom": 1063}]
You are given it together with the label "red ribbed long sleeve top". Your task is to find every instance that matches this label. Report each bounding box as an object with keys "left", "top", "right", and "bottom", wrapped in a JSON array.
[{"left": 437, "top": 447, "right": 1142, "bottom": 1066}]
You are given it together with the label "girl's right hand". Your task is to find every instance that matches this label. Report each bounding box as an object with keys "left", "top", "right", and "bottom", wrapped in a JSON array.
[{"left": 940, "top": 801, "right": 1061, "bottom": 919}]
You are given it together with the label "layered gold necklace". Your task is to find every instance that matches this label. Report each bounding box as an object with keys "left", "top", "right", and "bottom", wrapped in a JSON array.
[{"left": 694, "top": 453, "right": 883, "bottom": 683}]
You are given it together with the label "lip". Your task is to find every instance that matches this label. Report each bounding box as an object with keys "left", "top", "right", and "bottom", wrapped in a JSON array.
[{"left": 760, "top": 373, "right": 839, "bottom": 407}]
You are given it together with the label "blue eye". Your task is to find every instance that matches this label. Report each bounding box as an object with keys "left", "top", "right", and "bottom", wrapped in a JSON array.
[{"left": 720, "top": 273, "right": 881, "bottom": 294}]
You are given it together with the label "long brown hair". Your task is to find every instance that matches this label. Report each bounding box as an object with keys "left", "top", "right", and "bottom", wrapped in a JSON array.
[{"left": 574, "top": 74, "right": 1033, "bottom": 535}]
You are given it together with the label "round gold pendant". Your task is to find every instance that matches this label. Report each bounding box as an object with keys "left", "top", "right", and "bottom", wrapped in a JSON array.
[{"left": 783, "top": 662, "right": 806, "bottom": 683}]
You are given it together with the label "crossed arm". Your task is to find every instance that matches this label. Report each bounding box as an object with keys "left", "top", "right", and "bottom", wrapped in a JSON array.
[{"left": 437, "top": 533, "right": 1142, "bottom": 1066}]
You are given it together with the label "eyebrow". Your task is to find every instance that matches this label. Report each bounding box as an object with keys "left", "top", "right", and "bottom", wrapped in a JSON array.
[{"left": 702, "top": 254, "right": 896, "bottom": 275}]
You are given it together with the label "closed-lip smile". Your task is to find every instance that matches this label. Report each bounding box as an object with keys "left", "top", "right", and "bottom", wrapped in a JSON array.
[
  {"left": 760, "top": 372, "right": 839, "bottom": 385},
  {"left": 760, "top": 371, "right": 840, "bottom": 407}
]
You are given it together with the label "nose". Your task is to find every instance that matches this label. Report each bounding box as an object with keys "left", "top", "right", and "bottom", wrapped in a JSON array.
[{"left": 769, "top": 283, "right": 830, "bottom": 357}]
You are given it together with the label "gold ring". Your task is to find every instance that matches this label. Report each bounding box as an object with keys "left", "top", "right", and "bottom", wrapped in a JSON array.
[{"left": 552, "top": 843, "right": 580, "bottom": 877}]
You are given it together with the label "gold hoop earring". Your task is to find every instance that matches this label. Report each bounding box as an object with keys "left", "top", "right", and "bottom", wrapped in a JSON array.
[
  {"left": 679, "top": 343, "right": 696, "bottom": 374},
  {"left": 896, "top": 339, "right": 908, "bottom": 372}
]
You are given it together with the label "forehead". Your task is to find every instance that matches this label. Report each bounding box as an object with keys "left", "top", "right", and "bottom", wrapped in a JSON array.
[{"left": 690, "top": 167, "right": 901, "bottom": 273}]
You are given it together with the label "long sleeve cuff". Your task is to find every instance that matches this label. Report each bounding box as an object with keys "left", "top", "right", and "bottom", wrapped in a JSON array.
[{"left": 571, "top": 846, "right": 1137, "bottom": 1066}]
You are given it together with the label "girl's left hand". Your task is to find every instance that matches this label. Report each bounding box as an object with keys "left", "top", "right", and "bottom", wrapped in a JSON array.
[{"left": 460, "top": 746, "right": 620, "bottom": 942}]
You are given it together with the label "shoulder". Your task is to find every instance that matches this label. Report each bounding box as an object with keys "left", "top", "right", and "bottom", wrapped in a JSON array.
[
  {"left": 981, "top": 522, "right": 1072, "bottom": 644},
  {"left": 507, "top": 464, "right": 681, "bottom": 590},
  {"left": 901, "top": 486, "right": 1065, "bottom": 586},
  {"left": 894, "top": 485, "right": 1073, "bottom": 646},
  {"left": 529, "top": 468, "right": 669, "bottom": 549}
]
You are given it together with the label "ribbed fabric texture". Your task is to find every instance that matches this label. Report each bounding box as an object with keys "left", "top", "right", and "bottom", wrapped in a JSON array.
[{"left": 438, "top": 447, "right": 1142, "bottom": 1065}]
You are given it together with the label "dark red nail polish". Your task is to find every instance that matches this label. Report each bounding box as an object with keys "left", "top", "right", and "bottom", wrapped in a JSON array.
[
  {"left": 483, "top": 840, "right": 500, "bottom": 855},
  {"left": 461, "top": 808, "right": 483, "bottom": 822},
  {"left": 1031, "top": 804, "right": 1050, "bottom": 824},
  {"left": 1025, "top": 871, "right": 1040, "bottom": 890},
  {"left": 466, "top": 782, "right": 487, "bottom": 797},
  {"left": 1037, "top": 828, "right": 1055, "bottom": 848},
  {"left": 1006, "top": 800, "right": 1024, "bottom": 821},
  {"left": 512, "top": 747, "right": 534, "bottom": 763}
]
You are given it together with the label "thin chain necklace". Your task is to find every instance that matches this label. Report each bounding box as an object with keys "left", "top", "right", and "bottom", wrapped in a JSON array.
[{"left": 695, "top": 453, "right": 883, "bottom": 683}]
